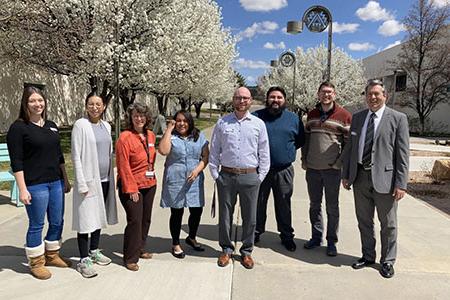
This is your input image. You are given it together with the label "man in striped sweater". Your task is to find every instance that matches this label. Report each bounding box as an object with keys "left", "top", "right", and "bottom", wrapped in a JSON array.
[{"left": 301, "top": 81, "right": 352, "bottom": 256}]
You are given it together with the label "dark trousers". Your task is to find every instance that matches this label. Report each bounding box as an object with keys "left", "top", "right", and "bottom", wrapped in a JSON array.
[
  {"left": 118, "top": 182, "right": 156, "bottom": 264},
  {"left": 169, "top": 207, "right": 203, "bottom": 245},
  {"left": 77, "top": 181, "right": 109, "bottom": 258},
  {"left": 217, "top": 171, "right": 260, "bottom": 256},
  {"left": 305, "top": 168, "right": 341, "bottom": 244},
  {"left": 256, "top": 165, "right": 294, "bottom": 241},
  {"left": 353, "top": 167, "right": 398, "bottom": 264}
]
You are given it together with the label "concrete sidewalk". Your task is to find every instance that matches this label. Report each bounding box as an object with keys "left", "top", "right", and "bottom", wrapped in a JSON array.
[{"left": 1, "top": 126, "right": 449, "bottom": 299}]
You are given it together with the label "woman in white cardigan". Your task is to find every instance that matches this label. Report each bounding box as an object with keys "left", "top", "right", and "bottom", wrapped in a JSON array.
[{"left": 71, "top": 92, "right": 118, "bottom": 278}]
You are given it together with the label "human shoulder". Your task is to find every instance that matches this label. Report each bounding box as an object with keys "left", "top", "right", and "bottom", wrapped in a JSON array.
[
  {"left": 101, "top": 120, "right": 112, "bottom": 131},
  {"left": 252, "top": 108, "right": 266, "bottom": 119}
]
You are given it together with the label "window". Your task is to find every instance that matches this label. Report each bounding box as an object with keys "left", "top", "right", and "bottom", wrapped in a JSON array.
[{"left": 395, "top": 74, "right": 407, "bottom": 92}]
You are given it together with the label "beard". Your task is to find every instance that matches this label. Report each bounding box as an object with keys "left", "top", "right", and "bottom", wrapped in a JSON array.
[{"left": 266, "top": 101, "right": 286, "bottom": 115}]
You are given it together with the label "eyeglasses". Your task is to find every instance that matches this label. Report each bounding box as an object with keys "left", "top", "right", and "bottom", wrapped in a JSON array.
[
  {"left": 233, "top": 96, "right": 251, "bottom": 102},
  {"left": 87, "top": 103, "right": 104, "bottom": 109}
]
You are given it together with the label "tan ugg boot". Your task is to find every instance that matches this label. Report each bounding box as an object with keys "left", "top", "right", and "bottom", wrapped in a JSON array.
[
  {"left": 26, "top": 244, "right": 51, "bottom": 280},
  {"left": 44, "top": 240, "right": 72, "bottom": 268}
]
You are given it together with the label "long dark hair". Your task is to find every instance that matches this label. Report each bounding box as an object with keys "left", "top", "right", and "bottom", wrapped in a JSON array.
[
  {"left": 173, "top": 110, "right": 200, "bottom": 142},
  {"left": 18, "top": 86, "right": 48, "bottom": 122}
]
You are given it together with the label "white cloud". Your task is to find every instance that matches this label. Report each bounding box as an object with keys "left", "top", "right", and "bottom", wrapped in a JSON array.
[
  {"left": 280, "top": 27, "right": 288, "bottom": 34},
  {"left": 430, "top": 0, "right": 450, "bottom": 8},
  {"left": 239, "top": 0, "right": 287, "bottom": 12},
  {"left": 263, "top": 42, "right": 286, "bottom": 50},
  {"left": 246, "top": 76, "right": 256, "bottom": 84},
  {"left": 236, "top": 21, "right": 279, "bottom": 42},
  {"left": 348, "top": 42, "right": 376, "bottom": 51},
  {"left": 234, "top": 58, "right": 270, "bottom": 69},
  {"left": 356, "top": 1, "right": 393, "bottom": 21},
  {"left": 378, "top": 20, "right": 406, "bottom": 36},
  {"left": 333, "top": 22, "right": 360, "bottom": 34},
  {"left": 383, "top": 40, "right": 402, "bottom": 50}
]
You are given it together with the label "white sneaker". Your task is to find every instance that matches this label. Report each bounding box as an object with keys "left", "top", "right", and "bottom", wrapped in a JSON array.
[
  {"left": 76, "top": 257, "right": 97, "bottom": 278},
  {"left": 89, "top": 249, "right": 112, "bottom": 266}
]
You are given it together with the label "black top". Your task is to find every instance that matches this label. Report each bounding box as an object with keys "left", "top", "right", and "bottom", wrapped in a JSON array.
[{"left": 6, "top": 120, "right": 65, "bottom": 186}]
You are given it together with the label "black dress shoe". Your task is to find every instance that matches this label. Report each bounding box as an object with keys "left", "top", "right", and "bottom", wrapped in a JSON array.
[
  {"left": 281, "top": 239, "right": 297, "bottom": 252},
  {"left": 303, "top": 239, "right": 321, "bottom": 250},
  {"left": 352, "top": 257, "right": 375, "bottom": 269},
  {"left": 185, "top": 237, "right": 205, "bottom": 252},
  {"left": 380, "top": 262, "right": 395, "bottom": 278},
  {"left": 171, "top": 248, "right": 186, "bottom": 259}
]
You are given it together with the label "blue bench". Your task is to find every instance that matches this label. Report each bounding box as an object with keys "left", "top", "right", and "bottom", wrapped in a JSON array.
[{"left": 0, "top": 143, "right": 21, "bottom": 207}]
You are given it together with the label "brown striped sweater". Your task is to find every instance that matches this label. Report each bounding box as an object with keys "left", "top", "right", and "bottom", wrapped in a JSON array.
[{"left": 301, "top": 102, "right": 352, "bottom": 170}]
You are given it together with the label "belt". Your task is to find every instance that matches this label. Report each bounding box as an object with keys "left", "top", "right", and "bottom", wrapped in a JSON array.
[
  {"left": 358, "top": 163, "right": 371, "bottom": 171},
  {"left": 270, "top": 164, "right": 291, "bottom": 172},
  {"left": 221, "top": 166, "right": 257, "bottom": 175}
]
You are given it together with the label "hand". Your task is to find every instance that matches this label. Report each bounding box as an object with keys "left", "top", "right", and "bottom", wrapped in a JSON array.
[
  {"left": 392, "top": 188, "right": 406, "bottom": 201},
  {"left": 166, "top": 119, "right": 176, "bottom": 132},
  {"left": 130, "top": 192, "right": 141, "bottom": 202},
  {"left": 187, "top": 170, "right": 199, "bottom": 183},
  {"left": 19, "top": 189, "right": 32, "bottom": 205},
  {"left": 342, "top": 179, "right": 351, "bottom": 190},
  {"left": 64, "top": 180, "right": 72, "bottom": 193}
]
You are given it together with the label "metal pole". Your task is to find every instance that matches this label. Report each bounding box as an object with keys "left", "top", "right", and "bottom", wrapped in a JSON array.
[
  {"left": 292, "top": 62, "right": 296, "bottom": 105},
  {"left": 326, "top": 20, "right": 332, "bottom": 81}
]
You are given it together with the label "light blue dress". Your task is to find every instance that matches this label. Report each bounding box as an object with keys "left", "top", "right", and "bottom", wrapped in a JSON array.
[{"left": 160, "top": 132, "right": 208, "bottom": 208}]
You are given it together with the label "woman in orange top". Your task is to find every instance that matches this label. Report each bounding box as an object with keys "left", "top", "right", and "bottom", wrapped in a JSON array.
[{"left": 116, "top": 103, "right": 157, "bottom": 271}]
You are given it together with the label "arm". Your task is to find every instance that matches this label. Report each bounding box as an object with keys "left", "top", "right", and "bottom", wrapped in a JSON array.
[
  {"left": 71, "top": 122, "right": 88, "bottom": 195},
  {"left": 341, "top": 119, "right": 354, "bottom": 190},
  {"left": 295, "top": 115, "right": 306, "bottom": 149},
  {"left": 257, "top": 122, "right": 271, "bottom": 182},
  {"left": 300, "top": 115, "right": 310, "bottom": 170},
  {"left": 393, "top": 114, "right": 409, "bottom": 201},
  {"left": 115, "top": 135, "right": 139, "bottom": 194},
  {"left": 208, "top": 121, "right": 221, "bottom": 180},
  {"left": 7, "top": 123, "right": 31, "bottom": 204},
  {"left": 60, "top": 164, "right": 71, "bottom": 193},
  {"left": 187, "top": 143, "right": 210, "bottom": 183},
  {"left": 158, "top": 120, "right": 175, "bottom": 156}
]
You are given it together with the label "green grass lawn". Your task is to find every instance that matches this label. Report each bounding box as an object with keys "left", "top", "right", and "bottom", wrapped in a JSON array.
[{"left": 0, "top": 115, "right": 218, "bottom": 190}]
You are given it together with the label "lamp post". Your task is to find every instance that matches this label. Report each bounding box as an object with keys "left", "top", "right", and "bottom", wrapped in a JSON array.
[
  {"left": 287, "top": 5, "right": 333, "bottom": 81},
  {"left": 279, "top": 51, "right": 296, "bottom": 105}
]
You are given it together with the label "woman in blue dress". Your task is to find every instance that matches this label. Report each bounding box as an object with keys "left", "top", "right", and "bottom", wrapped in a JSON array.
[{"left": 159, "top": 110, "right": 209, "bottom": 259}]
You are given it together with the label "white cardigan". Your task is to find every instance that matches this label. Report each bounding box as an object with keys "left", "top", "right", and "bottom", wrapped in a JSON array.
[{"left": 71, "top": 117, "right": 118, "bottom": 233}]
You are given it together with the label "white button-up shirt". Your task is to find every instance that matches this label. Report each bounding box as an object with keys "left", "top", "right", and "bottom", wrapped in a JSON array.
[{"left": 358, "top": 104, "right": 386, "bottom": 164}]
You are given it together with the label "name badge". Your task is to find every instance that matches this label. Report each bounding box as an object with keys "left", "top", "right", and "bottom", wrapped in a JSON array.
[
  {"left": 50, "top": 127, "right": 58, "bottom": 132},
  {"left": 145, "top": 171, "right": 155, "bottom": 179},
  {"left": 351, "top": 131, "right": 357, "bottom": 136}
]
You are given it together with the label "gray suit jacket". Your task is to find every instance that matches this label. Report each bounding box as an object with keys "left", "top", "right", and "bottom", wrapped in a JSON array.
[{"left": 342, "top": 106, "right": 409, "bottom": 194}]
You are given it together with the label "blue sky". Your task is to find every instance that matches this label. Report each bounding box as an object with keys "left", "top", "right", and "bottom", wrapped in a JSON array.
[{"left": 215, "top": 0, "right": 437, "bottom": 85}]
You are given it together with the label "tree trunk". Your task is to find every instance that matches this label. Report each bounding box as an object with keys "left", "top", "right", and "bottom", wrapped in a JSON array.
[
  {"left": 420, "top": 115, "right": 425, "bottom": 135},
  {"left": 194, "top": 101, "right": 204, "bottom": 118},
  {"left": 157, "top": 94, "right": 165, "bottom": 116}
]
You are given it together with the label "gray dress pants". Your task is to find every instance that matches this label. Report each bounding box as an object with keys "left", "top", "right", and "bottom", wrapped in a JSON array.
[
  {"left": 256, "top": 165, "right": 295, "bottom": 241},
  {"left": 217, "top": 171, "right": 260, "bottom": 256},
  {"left": 353, "top": 167, "right": 398, "bottom": 264}
]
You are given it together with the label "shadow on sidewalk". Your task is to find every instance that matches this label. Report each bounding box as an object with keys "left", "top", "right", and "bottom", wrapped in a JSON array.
[
  {"left": 253, "top": 231, "right": 360, "bottom": 267},
  {"left": 0, "top": 245, "right": 29, "bottom": 274}
]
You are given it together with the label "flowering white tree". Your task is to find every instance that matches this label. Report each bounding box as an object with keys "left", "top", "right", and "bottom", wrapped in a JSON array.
[
  {"left": 0, "top": 0, "right": 237, "bottom": 114},
  {"left": 258, "top": 44, "right": 366, "bottom": 114}
]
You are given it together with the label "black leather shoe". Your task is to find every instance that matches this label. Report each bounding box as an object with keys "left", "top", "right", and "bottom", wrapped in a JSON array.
[
  {"left": 380, "top": 262, "right": 395, "bottom": 278},
  {"left": 282, "top": 240, "right": 297, "bottom": 252},
  {"left": 326, "top": 243, "right": 337, "bottom": 256},
  {"left": 303, "top": 239, "right": 321, "bottom": 249},
  {"left": 171, "top": 248, "right": 186, "bottom": 259},
  {"left": 352, "top": 257, "right": 375, "bottom": 269},
  {"left": 185, "top": 237, "right": 205, "bottom": 252}
]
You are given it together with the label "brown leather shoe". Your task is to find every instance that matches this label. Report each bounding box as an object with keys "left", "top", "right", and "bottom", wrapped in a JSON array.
[
  {"left": 140, "top": 252, "right": 153, "bottom": 259},
  {"left": 125, "top": 263, "right": 139, "bottom": 271},
  {"left": 241, "top": 255, "right": 254, "bottom": 269},
  {"left": 217, "top": 253, "right": 232, "bottom": 267}
]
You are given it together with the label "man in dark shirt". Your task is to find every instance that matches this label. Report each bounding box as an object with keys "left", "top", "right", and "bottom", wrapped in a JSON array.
[{"left": 253, "top": 86, "right": 305, "bottom": 251}]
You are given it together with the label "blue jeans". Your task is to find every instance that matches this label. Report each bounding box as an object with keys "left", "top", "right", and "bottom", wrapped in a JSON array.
[{"left": 25, "top": 180, "right": 65, "bottom": 247}]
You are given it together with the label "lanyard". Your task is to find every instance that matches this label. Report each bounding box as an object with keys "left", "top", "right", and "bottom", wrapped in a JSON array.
[{"left": 138, "top": 132, "right": 154, "bottom": 171}]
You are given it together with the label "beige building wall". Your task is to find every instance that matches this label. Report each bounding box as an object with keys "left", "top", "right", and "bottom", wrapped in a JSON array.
[{"left": 362, "top": 41, "right": 450, "bottom": 134}]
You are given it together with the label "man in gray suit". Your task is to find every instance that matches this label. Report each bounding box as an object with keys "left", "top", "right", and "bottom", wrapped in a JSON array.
[{"left": 342, "top": 79, "right": 409, "bottom": 279}]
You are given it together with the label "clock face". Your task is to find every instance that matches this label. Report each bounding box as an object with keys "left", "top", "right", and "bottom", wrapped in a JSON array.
[
  {"left": 303, "top": 7, "right": 330, "bottom": 33},
  {"left": 280, "top": 51, "right": 295, "bottom": 67}
]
